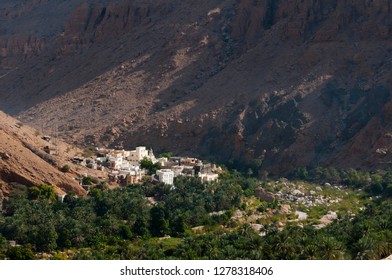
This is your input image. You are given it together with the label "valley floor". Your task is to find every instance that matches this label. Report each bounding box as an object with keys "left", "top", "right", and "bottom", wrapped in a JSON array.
[{"left": 1, "top": 168, "right": 391, "bottom": 260}]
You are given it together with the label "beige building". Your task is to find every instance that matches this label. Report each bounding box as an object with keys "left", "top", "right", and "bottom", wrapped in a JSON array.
[
  {"left": 199, "top": 172, "right": 219, "bottom": 182},
  {"left": 127, "top": 146, "right": 157, "bottom": 164}
]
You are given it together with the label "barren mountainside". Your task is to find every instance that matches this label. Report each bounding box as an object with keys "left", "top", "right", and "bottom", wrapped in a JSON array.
[
  {"left": 0, "top": 111, "right": 87, "bottom": 196},
  {"left": 1, "top": 0, "right": 392, "bottom": 175}
]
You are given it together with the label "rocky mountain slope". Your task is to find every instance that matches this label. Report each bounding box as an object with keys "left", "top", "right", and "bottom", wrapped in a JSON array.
[
  {"left": 0, "top": 111, "right": 86, "bottom": 197},
  {"left": 1, "top": 0, "right": 392, "bottom": 175}
]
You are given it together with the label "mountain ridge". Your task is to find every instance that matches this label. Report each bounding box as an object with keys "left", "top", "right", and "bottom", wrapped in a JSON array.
[{"left": 1, "top": 0, "right": 392, "bottom": 175}]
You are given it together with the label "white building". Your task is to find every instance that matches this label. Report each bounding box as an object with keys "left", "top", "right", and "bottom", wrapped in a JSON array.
[
  {"left": 119, "top": 165, "right": 145, "bottom": 183},
  {"left": 148, "top": 148, "right": 157, "bottom": 163},
  {"left": 156, "top": 169, "right": 175, "bottom": 185},
  {"left": 109, "top": 157, "right": 123, "bottom": 170},
  {"left": 171, "top": 165, "right": 184, "bottom": 177},
  {"left": 157, "top": 157, "right": 168, "bottom": 167},
  {"left": 199, "top": 172, "right": 219, "bottom": 182}
]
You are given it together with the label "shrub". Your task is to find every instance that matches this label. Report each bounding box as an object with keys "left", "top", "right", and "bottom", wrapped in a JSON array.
[
  {"left": 6, "top": 246, "right": 35, "bottom": 260},
  {"left": 60, "top": 165, "right": 70, "bottom": 173},
  {"left": 27, "top": 184, "right": 56, "bottom": 201}
]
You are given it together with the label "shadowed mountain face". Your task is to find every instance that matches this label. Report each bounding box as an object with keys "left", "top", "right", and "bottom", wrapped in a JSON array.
[{"left": 1, "top": 0, "right": 392, "bottom": 175}]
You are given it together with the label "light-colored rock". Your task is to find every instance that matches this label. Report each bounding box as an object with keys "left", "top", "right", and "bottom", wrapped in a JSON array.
[
  {"left": 313, "top": 224, "right": 326, "bottom": 230},
  {"left": 295, "top": 210, "right": 308, "bottom": 221},
  {"left": 209, "top": 210, "right": 225, "bottom": 216},
  {"left": 280, "top": 204, "right": 291, "bottom": 214},
  {"left": 275, "top": 221, "right": 284, "bottom": 228},
  {"left": 250, "top": 223, "right": 264, "bottom": 235},
  {"left": 234, "top": 209, "right": 243, "bottom": 218},
  {"left": 248, "top": 214, "right": 262, "bottom": 222},
  {"left": 383, "top": 254, "right": 392, "bottom": 260},
  {"left": 292, "top": 189, "right": 303, "bottom": 197},
  {"left": 320, "top": 211, "right": 338, "bottom": 225},
  {"left": 191, "top": 226, "right": 205, "bottom": 232}
]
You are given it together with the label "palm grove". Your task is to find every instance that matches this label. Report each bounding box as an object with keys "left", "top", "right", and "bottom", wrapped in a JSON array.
[{"left": 0, "top": 168, "right": 392, "bottom": 260}]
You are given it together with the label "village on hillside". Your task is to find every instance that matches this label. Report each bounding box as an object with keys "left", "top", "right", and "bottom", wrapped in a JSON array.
[{"left": 69, "top": 146, "right": 222, "bottom": 189}]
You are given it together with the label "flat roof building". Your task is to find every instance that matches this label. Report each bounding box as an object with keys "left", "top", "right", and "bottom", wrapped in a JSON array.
[{"left": 156, "top": 169, "right": 174, "bottom": 186}]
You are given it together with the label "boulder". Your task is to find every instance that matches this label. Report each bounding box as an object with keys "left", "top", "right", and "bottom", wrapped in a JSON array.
[
  {"left": 383, "top": 254, "right": 392, "bottom": 260},
  {"left": 254, "top": 187, "right": 275, "bottom": 203},
  {"left": 275, "top": 221, "right": 284, "bottom": 228},
  {"left": 295, "top": 210, "right": 308, "bottom": 221},
  {"left": 280, "top": 204, "right": 291, "bottom": 214},
  {"left": 233, "top": 209, "right": 243, "bottom": 219},
  {"left": 320, "top": 211, "right": 338, "bottom": 225},
  {"left": 292, "top": 189, "right": 303, "bottom": 197}
]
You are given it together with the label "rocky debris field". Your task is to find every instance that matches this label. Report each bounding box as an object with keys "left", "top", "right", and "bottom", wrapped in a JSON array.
[{"left": 228, "top": 179, "right": 368, "bottom": 235}]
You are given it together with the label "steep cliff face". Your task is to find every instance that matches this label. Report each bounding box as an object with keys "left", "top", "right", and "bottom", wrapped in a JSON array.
[
  {"left": 1, "top": 0, "right": 392, "bottom": 175},
  {"left": 0, "top": 0, "right": 170, "bottom": 70},
  {"left": 217, "top": 0, "right": 392, "bottom": 173},
  {"left": 231, "top": 0, "right": 391, "bottom": 44},
  {"left": 0, "top": 36, "right": 45, "bottom": 70},
  {"left": 55, "top": 0, "right": 174, "bottom": 55}
]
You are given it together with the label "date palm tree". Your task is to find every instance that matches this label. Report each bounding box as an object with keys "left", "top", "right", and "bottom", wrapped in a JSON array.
[{"left": 317, "top": 235, "right": 344, "bottom": 260}]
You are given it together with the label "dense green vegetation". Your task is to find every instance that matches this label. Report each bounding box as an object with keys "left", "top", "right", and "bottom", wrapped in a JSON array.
[
  {"left": 0, "top": 171, "right": 391, "bottom": 260},
  {"left": 290, "top": 167, "right": 392, "bottom": 197},
  {"left": 140, "top": 157, "right": 161, "bottom": 175},
  {"left": 170, "top": 201, "right": 392, "bottom": 260}
]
